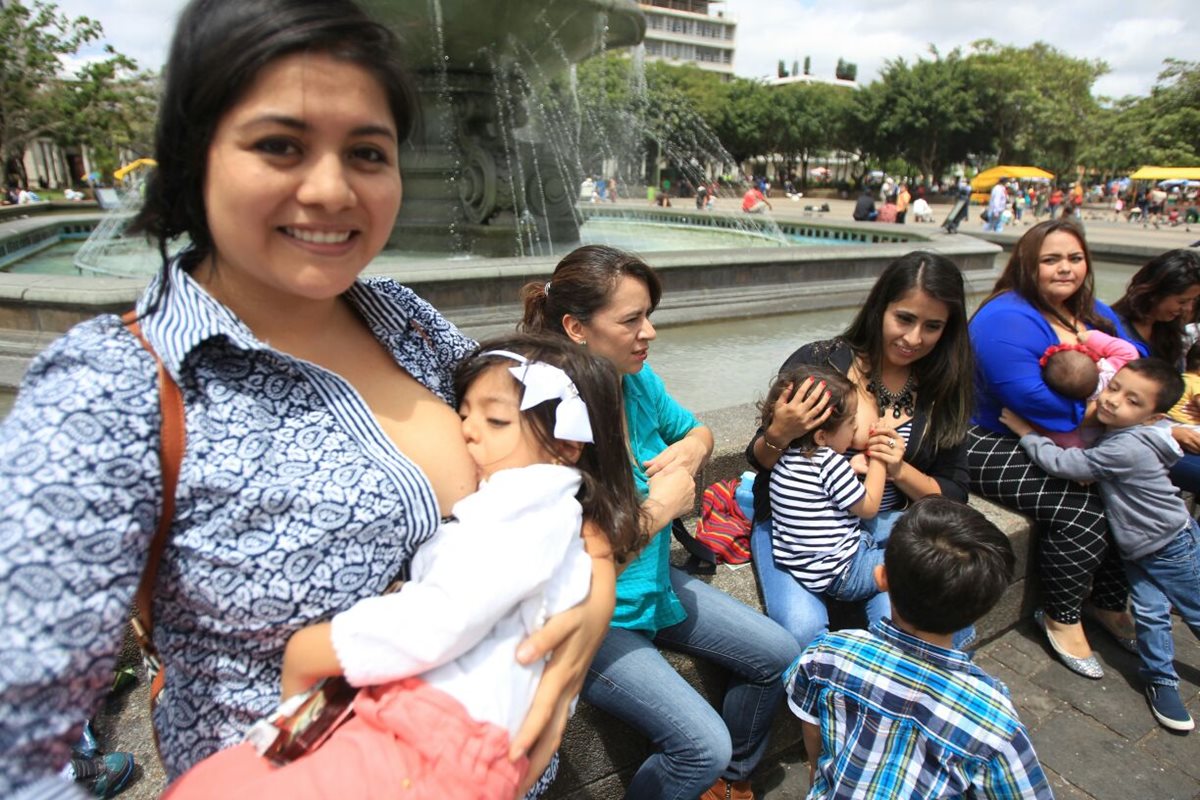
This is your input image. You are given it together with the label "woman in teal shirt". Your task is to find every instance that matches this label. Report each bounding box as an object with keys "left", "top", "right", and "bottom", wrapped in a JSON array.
[{"left": 522, "top": 245, "right": 799, "bottom": 800}]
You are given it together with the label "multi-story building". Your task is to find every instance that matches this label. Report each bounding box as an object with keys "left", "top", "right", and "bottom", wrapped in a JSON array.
[{"left": 638, "top": 1, "right": 736, "bottom": 77}]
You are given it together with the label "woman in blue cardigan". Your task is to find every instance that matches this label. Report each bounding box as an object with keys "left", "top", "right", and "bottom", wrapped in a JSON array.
[{"left": 969, "top": 219, "right": 1135, "bottom": 680}]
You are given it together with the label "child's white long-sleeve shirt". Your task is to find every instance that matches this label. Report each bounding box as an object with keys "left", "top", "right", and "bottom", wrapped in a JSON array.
[{"left": 330, "top": 463, "right": 591, "bottom": 737}]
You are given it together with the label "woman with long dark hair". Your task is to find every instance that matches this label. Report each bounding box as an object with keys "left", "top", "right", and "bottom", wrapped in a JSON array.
[
  {"left": 1112, "top": 249, "right": 1200, "bottom": 492},
  {"left": 744, "top": 250, "right": 974, "bottom": 652}
]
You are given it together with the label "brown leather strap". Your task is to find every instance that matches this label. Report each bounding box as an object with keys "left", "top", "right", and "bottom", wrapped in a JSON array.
[{"left": 121, "top": 311, "right": 185, "bottom": 704}]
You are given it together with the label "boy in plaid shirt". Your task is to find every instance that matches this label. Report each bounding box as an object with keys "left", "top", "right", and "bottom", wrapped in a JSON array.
[{"left": 786, "top": 497, "right": 1053, "bottom": 799}]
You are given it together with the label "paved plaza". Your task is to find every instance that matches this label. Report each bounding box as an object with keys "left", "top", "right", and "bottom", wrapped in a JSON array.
[{"left": 90, "top": 583, "right": 1200, "bottom": 800}]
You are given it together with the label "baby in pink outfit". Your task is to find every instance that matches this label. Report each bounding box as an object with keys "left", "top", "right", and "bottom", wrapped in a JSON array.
[{"left": 1039, "top": 330, "right": 1139, "bottom": 447}]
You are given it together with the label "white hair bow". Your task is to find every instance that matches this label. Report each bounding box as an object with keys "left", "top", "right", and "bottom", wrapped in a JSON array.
[{"left": 480, "top": 350, "right": 595, "bottom": 443}]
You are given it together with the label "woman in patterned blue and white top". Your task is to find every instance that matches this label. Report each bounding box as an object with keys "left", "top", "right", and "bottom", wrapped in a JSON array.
[{"left": 0, "top": 1, "right": 614, "bottom": 797}]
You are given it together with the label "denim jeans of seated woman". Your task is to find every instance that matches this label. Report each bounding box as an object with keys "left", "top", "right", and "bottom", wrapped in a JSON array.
[
  {"left": 751, "top": 514, "right": 976, "bottom": 652},
  {"left": 580, "top": 567, "right": 799, "bottom": 800},
  {"left": 1125, "top": 518, "right": 1200, "bottom": 689},
  {"left": 1168, "top": 451, "right": 1200, "bottom": 495}
]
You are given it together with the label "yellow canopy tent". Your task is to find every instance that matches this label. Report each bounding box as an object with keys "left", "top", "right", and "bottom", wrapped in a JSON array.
[
  {"left": 969, "top": 166, "right": 1054, "bottom": 204},
  {"left": 113, "top": 158, "right": 157, "bottom": 183},
  {"left": 1129, "top": 166, "right": 1200, "bottom": 181},
  {"left": 971, "top": 166, "right": 1055, "bottom": 193}
]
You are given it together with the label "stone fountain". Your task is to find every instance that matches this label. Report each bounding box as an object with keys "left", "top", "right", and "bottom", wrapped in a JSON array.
[{"left": 360, "top": 0, "right": 646, "bottom": 256}]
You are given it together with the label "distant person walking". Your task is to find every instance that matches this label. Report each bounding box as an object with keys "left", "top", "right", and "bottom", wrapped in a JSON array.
[{"left": 986, "top": 178, "right": 1009, "bottom": 233}]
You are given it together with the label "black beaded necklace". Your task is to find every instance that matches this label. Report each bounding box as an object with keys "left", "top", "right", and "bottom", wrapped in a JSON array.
[{"left": 867, "top": 371, "right": 915, "bottom": 419}]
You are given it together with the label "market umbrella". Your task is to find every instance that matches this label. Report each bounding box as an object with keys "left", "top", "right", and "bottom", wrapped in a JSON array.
[
  {"left": 1130, "top": 166, "right": 1200, "bottom": 181},
  {"left": 1158, "top": 179, "right": 1200, "bottom": 189},
  {"left": 970, "top": 165, "right": 1055, "bottom": 194}
]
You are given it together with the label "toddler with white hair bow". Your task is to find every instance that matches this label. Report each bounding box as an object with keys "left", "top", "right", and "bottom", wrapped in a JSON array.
[{"left": 165, "top": 334, "right": 644, "bottom": 800}]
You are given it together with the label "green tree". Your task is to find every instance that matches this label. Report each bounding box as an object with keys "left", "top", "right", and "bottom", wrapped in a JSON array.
[
  {"left": 967, "top": 40, "right": 1107, "bottom": 175},
  {"left": 769, "top": 82, "right": 851, "bottom": 186},
  {"left": 0, "top": 0, "right": 150, "bottom": 185},
  {"left": 862, "top": 48, "right": 990, "bottom": 186},
  {"left": 1135, "top": 59, "right": 1200, "bottom": 165},
  {"left": 52, "top": 51, "right": 158, "bottom": 178}
]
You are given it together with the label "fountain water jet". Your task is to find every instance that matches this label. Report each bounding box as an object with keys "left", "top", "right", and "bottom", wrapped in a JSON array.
[{"left": 361, "top": 0, "right": 646, "bottom": 256}]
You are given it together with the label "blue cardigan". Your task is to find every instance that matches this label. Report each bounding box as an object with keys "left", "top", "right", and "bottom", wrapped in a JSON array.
[{"left": 970, "top": 292, "right": 1128, "bottom": 433}]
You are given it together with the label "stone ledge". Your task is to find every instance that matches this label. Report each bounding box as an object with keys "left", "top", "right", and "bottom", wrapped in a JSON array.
[{"left": 545, "top": 405, "right": 1038, "bottom": 798}]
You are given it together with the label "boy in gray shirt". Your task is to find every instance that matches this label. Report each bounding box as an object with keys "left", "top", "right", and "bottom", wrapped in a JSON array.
[{"left": 1001, "top": 358, "right": 1200, "bottom": 734}]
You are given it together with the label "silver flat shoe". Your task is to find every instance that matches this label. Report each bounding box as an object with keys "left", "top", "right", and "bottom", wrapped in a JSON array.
[
  {"left": 1034, "top": 609, "right": 1104, "bottom": 680},
  {"left": 1082, "top": 604, "right": 1140, "bottom": 654}
]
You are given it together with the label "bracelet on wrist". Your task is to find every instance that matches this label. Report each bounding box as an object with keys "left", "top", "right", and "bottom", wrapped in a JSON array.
[{"left": 761, "top": 434, "right": 784, "bottom": 453}]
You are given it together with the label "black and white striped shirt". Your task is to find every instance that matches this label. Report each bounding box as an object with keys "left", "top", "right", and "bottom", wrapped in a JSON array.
[{"left": 769, "top": 447, "right": 865, "bottom": 592}]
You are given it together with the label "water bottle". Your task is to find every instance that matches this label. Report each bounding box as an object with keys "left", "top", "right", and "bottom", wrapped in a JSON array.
[{"left": 735, "top": 470, "right": 756, "bottom": 521}]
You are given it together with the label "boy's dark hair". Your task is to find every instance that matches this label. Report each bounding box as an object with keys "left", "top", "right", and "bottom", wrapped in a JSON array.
[
  {"left": 885, "top": 497, "right": 1014, "bottom": 635},
  {"left": 454, "top": 332, "right": 646, "bottom": 563},
  {"left": 1186, "top": 341, "right": 1200, "bottom": 373},
  {"left": 758, "top": 365, "right": 855, "bottom": 456},
  {"left": 1041, "top": 348, "right": 1099, "bottom": 400},
  {"left": 1119, "top": 358, "right": 1185, "bottom": 413}
]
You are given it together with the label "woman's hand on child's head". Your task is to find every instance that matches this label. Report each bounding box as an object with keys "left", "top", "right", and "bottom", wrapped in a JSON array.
[
  {"left": 768, "top": 377, "right": 832, "bottom": 444},
  {"left": 511, "top": 521, "right": 615, "bottom": 795},
  {"left": 998, "top": 408, "right": 1034, "bottom": 437}
]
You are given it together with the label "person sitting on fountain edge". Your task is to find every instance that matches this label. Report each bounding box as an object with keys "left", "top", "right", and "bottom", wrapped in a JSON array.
[{"left": 852, "top": 187, "right": 876, "bottom": 222}]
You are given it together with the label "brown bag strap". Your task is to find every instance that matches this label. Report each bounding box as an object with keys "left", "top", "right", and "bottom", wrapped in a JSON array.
[{"left": 121, "top": 311, "right": 185, "bottom": 704}]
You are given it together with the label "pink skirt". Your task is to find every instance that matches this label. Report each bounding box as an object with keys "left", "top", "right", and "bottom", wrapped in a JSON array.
[{"left": 164, "top": 677, "right": 526, "bottom": 800}]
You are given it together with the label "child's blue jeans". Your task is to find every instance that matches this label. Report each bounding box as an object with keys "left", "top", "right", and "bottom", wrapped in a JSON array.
[{"left": 1125, "top": 518, "right": 1200, "bottom": 688}]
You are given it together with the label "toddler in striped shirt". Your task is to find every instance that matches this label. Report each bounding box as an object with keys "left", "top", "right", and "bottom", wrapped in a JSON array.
[{"left": 764, "top": 366, "right": 891, "bottom": 620}]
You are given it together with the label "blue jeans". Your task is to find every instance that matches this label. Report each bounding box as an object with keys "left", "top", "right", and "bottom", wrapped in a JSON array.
[
  {"left": 825, "top": 532, "right": 888, "bottom": 605},
  {"left": 1125, "top": 519, "right": 1200, "bottom": 688},
  {"left": 752, "top": 515, "right": 975, "bottom": 651},
  {"left": 751, "top": 517, "right": 890, "bottom": 650},
  {"left": 1167, "top": 452, "right": 1200, "bottom": 494},
  {"left": 580, "top": 568, "right": 800, "bottom": 799}
]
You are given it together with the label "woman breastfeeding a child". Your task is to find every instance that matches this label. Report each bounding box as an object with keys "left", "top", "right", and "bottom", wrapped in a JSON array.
[
  {"left": 0, "top": 1, "right": 613, "bottom": 796},
  {"left": 744, "top": 251, "right": 974, "bottom": 652},
  {"left": 969, "top": 219, "right": 1136, "bottom": 679},
  {"left": 1111, "top": 249, "right": 1200, "bottom": 492}
]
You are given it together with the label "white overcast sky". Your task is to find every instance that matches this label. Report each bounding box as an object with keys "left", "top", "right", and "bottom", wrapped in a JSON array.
[{"left": 58, "top": 0, "right": 1197, "bottom": 100}]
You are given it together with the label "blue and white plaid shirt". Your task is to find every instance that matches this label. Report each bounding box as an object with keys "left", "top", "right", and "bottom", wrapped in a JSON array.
[{"left": 787, "top": 619, "right": 1053, "bottom": 799}]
